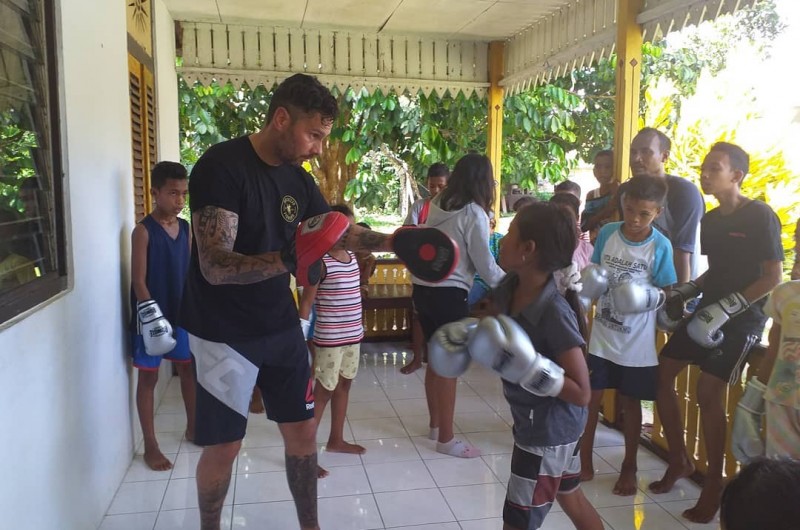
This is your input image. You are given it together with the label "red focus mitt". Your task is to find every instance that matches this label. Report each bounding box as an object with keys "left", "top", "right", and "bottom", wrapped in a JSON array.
[
  {"left": 392, "top": 227, "right": 459, "bottom": 283},
  {"left": 283, "top": 211, "right": 350, "bottom": 286}
]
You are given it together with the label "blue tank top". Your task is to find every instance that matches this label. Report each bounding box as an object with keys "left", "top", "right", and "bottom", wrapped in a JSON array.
[{"left": 130, "top": 215, "right": 190, "bottom": 332}]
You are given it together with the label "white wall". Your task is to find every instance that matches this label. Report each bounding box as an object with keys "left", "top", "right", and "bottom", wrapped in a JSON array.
[
  {"left": 0, "top": 0, "right": 139, "bottom": 528},
  {"left": 155, "top": 0, "right": 180, "bottom": 163}
]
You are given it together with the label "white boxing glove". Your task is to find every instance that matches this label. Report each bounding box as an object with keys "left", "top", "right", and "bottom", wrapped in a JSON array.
[
  {"left": 428, "top": 318, "right": 479, "bottom": 378},
  {"left": 468, "top": 315, "right": 565, "bottom": 397},
  {"left": 580, "top": 264, "right": 610, "bottom": 301},
  {"left": 687, "top": 292, "right": 749, "bottom": 348},
  {"left": 731, "top": 377, "right": 766, "bottom": 464},
  {"left": 611, "top": 281, "right": 666, "bottom": 314},
  {"left": 137, "top": 300, "right": 176, "bottom": 356}
]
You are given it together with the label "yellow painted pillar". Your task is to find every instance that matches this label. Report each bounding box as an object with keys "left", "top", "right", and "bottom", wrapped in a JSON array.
[
  {"left": 612, "top": 0, "right": 643, "bottom": 183},
  {"left": 487, "top": 41, "right": 505, "bottom": 218}
]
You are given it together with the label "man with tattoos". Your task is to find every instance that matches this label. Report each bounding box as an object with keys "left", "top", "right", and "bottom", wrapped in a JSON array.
[{"left": 180, "top": 74, "right": 344, "bottom": 530}]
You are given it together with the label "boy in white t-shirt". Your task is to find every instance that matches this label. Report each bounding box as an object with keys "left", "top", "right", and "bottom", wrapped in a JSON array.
[{"left": 579, "top": 175, "right": 677, "bottom": 495}]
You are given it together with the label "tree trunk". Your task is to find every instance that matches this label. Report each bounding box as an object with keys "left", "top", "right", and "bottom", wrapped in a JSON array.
[{"left": 312, "top": 137, "right": 353, "bottom": 205}]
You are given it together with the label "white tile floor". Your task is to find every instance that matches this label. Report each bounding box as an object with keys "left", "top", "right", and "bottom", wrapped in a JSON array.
[{"left": 101, "top": 343, "right": 721, "bottom": 530}]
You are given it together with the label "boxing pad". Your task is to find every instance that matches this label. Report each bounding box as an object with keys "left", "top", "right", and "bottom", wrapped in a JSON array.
[
  {"left": 392, "top": 227, "right": 459, "bottom": 283},
  {"left": 285, "top": 212, "right": 350, "bottom": 287}
]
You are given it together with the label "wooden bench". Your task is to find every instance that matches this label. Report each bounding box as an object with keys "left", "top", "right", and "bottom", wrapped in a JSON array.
[{"left": 362, "top": 258, "right": 414, "bottom": 342}]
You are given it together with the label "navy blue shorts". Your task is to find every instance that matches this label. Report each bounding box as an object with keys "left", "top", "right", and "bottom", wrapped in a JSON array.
[
  {"left": 587, "top": 354, "right": 657, "bottom": 401},
  {"left": 189, "top": 325, "right": 314, "bottom": 446},
  {"left": 131, "top": 327, "right": 192, "bottom": 371}
]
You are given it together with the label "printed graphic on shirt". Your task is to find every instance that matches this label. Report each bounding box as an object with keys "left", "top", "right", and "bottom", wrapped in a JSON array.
[
  {"left": 281, "top": 195, "right": 299, "bottom": 222},
  {"left": 588, "top": 222, "right": 675, "bottom": 367},
  {"left": 765, "top": 282, "right": 800, "bottom": 410}
]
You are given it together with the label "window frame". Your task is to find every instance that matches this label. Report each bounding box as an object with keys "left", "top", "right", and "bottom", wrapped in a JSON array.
[{"left": 0, "top": 0, "right": 69, "bottom": 325}]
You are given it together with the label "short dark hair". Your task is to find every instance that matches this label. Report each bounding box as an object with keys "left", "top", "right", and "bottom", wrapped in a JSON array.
[
  {"left": 624, "top": 175, "right": 668, "bottom": 205},
  {"left": 356, "top": 221, "right": 371, "bottom": 230},
  {"left": 151, "top": 161, "right": 187, "bottom": 189},
  {"left": 554, "top": 180, "right": 581, "bottom": 196},
  {"left": 512, "top": 195, "right": 538, "bottom": 212},
  {"left": 721, "top": 458, "right": 800, "bottom": 530},
  {"left": 594, "top": 149, "right": 613, "bottom": 161},
  {"left": 330, "top": 203, "right": 355, "bottom": 218},
  {"left": 427, "top": 163, "right": 450, "bottom": 180},
  {"left": 710, "top": 141, "right": 750, "bottom": 176},
  {"left": 549, "top": 192, "right": 580, "bottom": 220},
  {"left": 267, "top": 74, "right": 338, "bottom": 124},
  {"left": 636, "top": 127, "right": 671, "bottom": 153},
  {"left": 437, "top": 153, "right": 495, "bottom": 212}
]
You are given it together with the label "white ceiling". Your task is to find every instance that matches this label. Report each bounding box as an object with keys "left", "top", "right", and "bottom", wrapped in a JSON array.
[{"left": 164, "top": 0, "right": 572, "bottom": 40}]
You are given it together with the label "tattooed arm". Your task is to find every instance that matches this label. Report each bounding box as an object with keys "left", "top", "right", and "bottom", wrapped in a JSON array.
[
  {"left": 193, "top": 206, "right": 288, "bottom": 285},
  {"left": 334, "top": 223, "right": 393, "bottom": 254}
]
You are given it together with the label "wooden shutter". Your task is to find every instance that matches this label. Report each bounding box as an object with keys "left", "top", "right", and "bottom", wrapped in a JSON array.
[{"left": 128, "top": 54, "right": 157, "bottom": 221}]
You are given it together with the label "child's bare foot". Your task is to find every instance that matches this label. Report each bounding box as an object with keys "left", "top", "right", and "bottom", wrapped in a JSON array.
[
  {"left": 612, "top": 465, "right": 638, "bottom": 496},
  {"left": 648, "top": 458, "right": 694, "bottom": 494},
  {"left": 144, "top": 448, "right": 173, "bottom": 471},
  {"left": 400, "top": 359, "right": 422, "bottom": 375},
  {"left": 317, "top": 465, "right": 329, "bottom": 479},
  {"left": 184, "top": 429, "right": 195, "bottom": 444},
  {"left": 682, "top": 478, "right": 723, "bottom": 523},
  {"left": 326, "top": 441, "right": 366, "bottom": 454}
]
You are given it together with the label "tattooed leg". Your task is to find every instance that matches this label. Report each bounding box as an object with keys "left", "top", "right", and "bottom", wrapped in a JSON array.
[
  {"left": 280, "top": 419, "right": 320, "bottom": 530},
  {"left": 196, "top": 441, "right": 240, "bottom": 530}
]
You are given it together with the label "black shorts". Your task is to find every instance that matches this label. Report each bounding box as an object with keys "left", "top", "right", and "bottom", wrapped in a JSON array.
[
  {"left": 412, "top": 284, "right": 469, "bottom": 341},
  {"left": 659, "top": 322, "right": 761, "bottom": 385},
  {"left": 188, "top": 326, "right": 314, "bottom": 446},
  {"left": 587, "top": 354, "right": 657, "bottom": 401}
]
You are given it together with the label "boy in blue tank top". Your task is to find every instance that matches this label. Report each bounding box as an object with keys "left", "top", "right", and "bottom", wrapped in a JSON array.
[{"left": 130, "top": 161, "right": 196, "bottom": 471}]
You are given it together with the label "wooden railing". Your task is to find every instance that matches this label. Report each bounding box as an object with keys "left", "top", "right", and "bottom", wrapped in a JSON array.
[{"left": 363, "top": 258, "right": 414, "bottom": 341}]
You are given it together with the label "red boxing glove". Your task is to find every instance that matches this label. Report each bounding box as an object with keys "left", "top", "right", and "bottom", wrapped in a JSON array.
[
  {"left": 286, "top": 212, "right": 350, "bottom": 286},
  {"left": 392, "top": 227, "right": 459, "bottom": 283}
]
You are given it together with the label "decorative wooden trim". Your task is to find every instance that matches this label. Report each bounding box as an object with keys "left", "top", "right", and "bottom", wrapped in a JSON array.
[
  {"left": 177, "top": 22, "right": 490, "bottom": 97},
  {"left": 502, "top": 0, "right": 757, "bottom": 93}
]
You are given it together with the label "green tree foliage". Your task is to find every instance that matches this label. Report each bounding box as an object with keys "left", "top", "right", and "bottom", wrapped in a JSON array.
[{"left": 0, "top": 110, "right": 37, "bottom": 215}]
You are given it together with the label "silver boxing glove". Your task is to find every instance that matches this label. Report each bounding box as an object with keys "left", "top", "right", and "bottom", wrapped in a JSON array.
[
  {"left": 611, "top": 281, "right": 666, "bottom": 314},
  {"left": 468, "top": 315, "right": 565, "bottom": 397},
  {"left": 428, "top": 318, "right": 480, "bottom": 378}
]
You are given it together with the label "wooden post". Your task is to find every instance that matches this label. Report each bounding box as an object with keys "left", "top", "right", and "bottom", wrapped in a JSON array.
[
  {"left": 487, "top": 41, "right": 505, "bottom": 218},
  {"left": 612, "top": 0, "right": 644, "bottom": 183}
]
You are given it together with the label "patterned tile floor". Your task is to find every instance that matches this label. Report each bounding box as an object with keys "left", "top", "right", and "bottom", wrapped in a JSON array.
[{"left": 100, "top": 342, "right": 719, "bottom": 530}]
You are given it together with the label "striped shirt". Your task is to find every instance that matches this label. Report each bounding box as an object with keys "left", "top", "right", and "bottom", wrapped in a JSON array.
[{"left": 313, "top": 251, "right": 364, "bottom": 347}]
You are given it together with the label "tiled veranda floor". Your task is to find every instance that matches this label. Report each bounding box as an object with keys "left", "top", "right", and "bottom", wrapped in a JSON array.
[{"left": 100, "top": 342, "right": 720, "bottom": 530}]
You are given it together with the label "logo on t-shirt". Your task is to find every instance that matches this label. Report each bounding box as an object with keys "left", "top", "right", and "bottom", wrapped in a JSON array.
[{"left": 281, "top": 195, "right": 299, "bottom": 223}]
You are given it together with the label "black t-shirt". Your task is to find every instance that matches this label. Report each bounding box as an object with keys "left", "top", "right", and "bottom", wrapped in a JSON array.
[
  {"left": 699, "top": 200, "right": 784, "bottom": 325},
  {"left": 180, "top": 136, "right": 330, "bottom": 341}
]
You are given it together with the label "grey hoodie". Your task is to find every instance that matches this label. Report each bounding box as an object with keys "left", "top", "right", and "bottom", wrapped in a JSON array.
[{"left": 412, "top": 197, "right": 506, "bottom": 291}]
